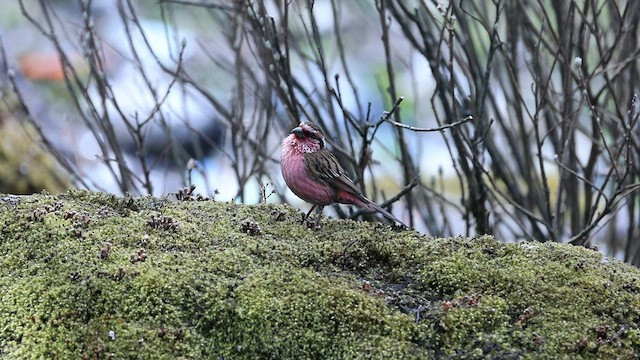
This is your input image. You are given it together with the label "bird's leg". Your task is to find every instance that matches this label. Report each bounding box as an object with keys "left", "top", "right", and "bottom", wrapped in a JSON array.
[
  {"left": 302, "top": 205, "right": 317, "bottom": 224},
  {"left": 313, "top": 206, "right": 324, "bottom": 227}
]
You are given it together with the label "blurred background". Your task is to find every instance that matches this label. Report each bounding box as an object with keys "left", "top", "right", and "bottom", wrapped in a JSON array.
[{"left": 0, "top": 1, "right": 638, "bottom": 263}]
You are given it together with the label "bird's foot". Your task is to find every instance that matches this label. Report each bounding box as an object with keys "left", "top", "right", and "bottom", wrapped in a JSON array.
[
  {"left": 300, "top": 214, "right": 322, "bottom": 229},
  {"left": 311, "top": 214, "right": 322, "bottom": 228},
  {"left": 299, "top": 205, "right": 321, "bottom": 228}
]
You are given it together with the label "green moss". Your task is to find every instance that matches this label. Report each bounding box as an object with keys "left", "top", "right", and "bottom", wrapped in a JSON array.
[{"left": 0, "top": 190, "right": 639, "bottom": 359}]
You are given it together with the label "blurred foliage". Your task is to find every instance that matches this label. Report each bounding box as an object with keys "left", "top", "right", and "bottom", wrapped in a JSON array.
[{"left": 0, "top": 104, "right": 70, "bottom": 194}]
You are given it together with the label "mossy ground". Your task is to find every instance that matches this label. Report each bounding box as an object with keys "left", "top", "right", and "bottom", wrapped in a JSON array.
[{"left": 0, "top": 190, "right": 638, "bottom": 359}]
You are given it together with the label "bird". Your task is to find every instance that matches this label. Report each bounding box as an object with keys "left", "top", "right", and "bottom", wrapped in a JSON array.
[{"left": 280, "top": 121, "right": 407, "bottom": 227}]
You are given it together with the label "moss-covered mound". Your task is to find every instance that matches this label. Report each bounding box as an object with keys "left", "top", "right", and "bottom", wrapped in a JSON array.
[{"left": 0, "top": 190, "right": 638, "bottom": 359}]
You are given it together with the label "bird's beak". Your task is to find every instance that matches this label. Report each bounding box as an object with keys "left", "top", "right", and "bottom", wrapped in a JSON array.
[{"left": 292, "top": 126, "right": 304, "bottom": 138}]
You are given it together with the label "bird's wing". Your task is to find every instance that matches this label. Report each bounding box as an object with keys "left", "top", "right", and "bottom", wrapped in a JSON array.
[
  {"left": 304, "top": 148, "right": 407, "bottom": 226},
  {"left": 303, "top": 149, "right": 365, "bottom": 199}
]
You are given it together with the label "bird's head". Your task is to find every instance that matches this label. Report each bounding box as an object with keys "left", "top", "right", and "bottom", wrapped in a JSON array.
[{"left": 290, "top": 121, "right": 325, "bottom": 150}]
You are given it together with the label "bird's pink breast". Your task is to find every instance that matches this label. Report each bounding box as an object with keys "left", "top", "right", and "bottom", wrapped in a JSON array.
[{"left": 281, "top": 135, "right": 336, "bottom": 206}]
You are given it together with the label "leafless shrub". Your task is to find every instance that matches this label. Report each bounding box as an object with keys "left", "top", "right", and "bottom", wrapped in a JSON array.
[{"left": 385, "top": 0, "right": 639, "bottom": 259}]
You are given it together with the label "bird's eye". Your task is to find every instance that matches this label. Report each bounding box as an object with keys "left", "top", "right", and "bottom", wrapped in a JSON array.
[
  {"left": 302, "top": 130, "right": 317, "bottom": 140},
  {"left": 302, "top": 129, "right": 324, "bottom": 148}
]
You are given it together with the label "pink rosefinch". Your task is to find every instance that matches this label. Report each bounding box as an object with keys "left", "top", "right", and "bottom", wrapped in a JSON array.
[{"left": 281, "top": 121, "right": 406, "bottom": 227}]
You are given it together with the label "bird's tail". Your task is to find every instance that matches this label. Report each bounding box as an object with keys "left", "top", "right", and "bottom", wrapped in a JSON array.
[{"left": 365, "top": 200, "right": 408, "bottom": 228}]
